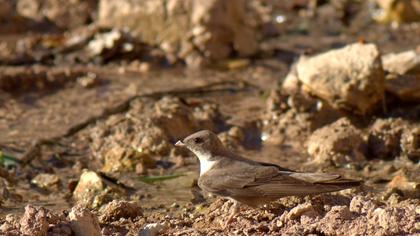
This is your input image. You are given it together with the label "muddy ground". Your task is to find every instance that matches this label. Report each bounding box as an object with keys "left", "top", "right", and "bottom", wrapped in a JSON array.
[{"left": 0, "top": 1, "right": 419, "bottom": 235}]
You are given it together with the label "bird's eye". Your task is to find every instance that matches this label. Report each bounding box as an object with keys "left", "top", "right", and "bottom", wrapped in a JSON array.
[{"left": 194, "top": 137, "right": 204, "bottom": 144}]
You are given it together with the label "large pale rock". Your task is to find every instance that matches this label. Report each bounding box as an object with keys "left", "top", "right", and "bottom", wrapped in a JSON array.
[
  {"left": 97, "top": 0, "right": 260, "bottom": 65},
  {"left": 382, "top": 50, "right": 420, "bottom": 75},
  {"left": 73, "top": 170, "right": 105, "bottom": 206},
  {"left": 138, "top": 223, "right": 168, "bottom": 236},
  {"left": 295, "top": 43, "right": 385, "bottom": 114}
]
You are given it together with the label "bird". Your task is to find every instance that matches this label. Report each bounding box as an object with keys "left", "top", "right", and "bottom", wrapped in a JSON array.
[{"left": 175, "top": 130, "right": 361, "bottom": 227}]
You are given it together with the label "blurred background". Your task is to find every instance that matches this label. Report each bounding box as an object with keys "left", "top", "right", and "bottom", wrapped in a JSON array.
[{"left": 0, "top": 0, "right": 419, "bottom": 235}]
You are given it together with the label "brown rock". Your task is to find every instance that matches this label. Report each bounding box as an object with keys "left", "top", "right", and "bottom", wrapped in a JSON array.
[
  {"left": 138, "top": 222, "right": 168, "bottom": 236},
  {"left": 370, "top": 205, "right": 418, "bottom": 235},
  {"left": 324, "top": 205, "right": 353, "bottom": 221},
  {"left": 349, "top": 195, "right": 378, "bottom": 214},
  {"left": 69, "top": 205, "right": 101, "bottom": 236},
  {"left": 72, "top": 170, "right": 122, "bottom": 208},
  {"left": 73, "top": 170, "right": 104, "bottom": 204},
  {"left": 31, "top": 173, "right": 61, "bottom": 190},
  {"left": 287, "top": 203, "right": 319, "bottom": 220},
  {"left": 19, "top": 205, "right": 49, "bottom": 236},
  {"left": 0, "top": 214, "right": 20, "bottom": 235}
]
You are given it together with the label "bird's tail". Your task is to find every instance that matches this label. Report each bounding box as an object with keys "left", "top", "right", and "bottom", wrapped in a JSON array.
[
  {"left": 288, "top": 172, "right": 362, "bottom": 193},
  {"left": 315, "top": 178, "right": 362, "bottom": 192}
]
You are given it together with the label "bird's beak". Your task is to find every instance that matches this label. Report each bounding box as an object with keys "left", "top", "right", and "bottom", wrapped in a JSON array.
[{"left": 175, "top": 140, "right": 185, "bottom": 147}]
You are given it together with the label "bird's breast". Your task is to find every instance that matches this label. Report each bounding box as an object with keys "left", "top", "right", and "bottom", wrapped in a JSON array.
[{"left": 199, "top": 158, "right": 218, "bottom": 176}]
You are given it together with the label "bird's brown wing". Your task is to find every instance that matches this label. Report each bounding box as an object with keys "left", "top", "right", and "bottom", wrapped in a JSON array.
[
  {"left": 199, "top": 160, "right": 360, "bottom": 198},
  {"left": 247, "top": 171, "right": 360, "bottom": 197},
  {"left": 198, "top": 160, "right": 281, "bottom": 197}
]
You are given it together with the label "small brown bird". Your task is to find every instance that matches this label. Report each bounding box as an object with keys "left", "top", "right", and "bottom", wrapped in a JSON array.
[{"left": 175, "top": 130, "right": 361, "bottom": 226}]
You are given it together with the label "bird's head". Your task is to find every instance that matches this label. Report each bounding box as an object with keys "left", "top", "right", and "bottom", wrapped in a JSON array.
[{"left": 175, "top": 130, "right": 225, "bottom": 160}]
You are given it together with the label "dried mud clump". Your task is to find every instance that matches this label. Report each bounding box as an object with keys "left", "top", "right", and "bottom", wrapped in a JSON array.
[
  {"left": 89, "top": 96, "right": 223, "bottom": 173},
  {"left": 99, "top": 200, "right": 142, "bottom": 222},
  {"left": 367, "top": 118, "right": 406, "bottom": 159},
  {"left": 307, "top": 118, "right": 366, "bottom": 166},
  {"left": 400, "top": 127, "right": 420, "bottom": 162},
  {"left": 0, "top": 214, "right": 21, "bottom": 235},
  {"left": 262, "top": 90, "right": 312, "bottom": 146},
  {"left": 262, "top": 86, "right": 343, "bottom": 147},
  {"left": 367, "top": 119, "right": 420, "bottom": 162},
  {"left": 19, "top": 205, "right": 49, "bottom": 236},
  {"left": 217, "top": 126, "right": 246, "bottom": 149}
]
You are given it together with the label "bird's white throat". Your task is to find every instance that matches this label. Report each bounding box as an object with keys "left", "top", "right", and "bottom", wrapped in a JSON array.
[{"left": 195, "top": 153, "right": 217, "bottom": 176}]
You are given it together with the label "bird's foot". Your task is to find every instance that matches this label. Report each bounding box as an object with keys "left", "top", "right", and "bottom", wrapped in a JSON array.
[
  {"left": 222, "top": 200, "right": 240, "bottom": 229},
  {"left": 223, "top": 214, "right": 236, "bottom": 229}
]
